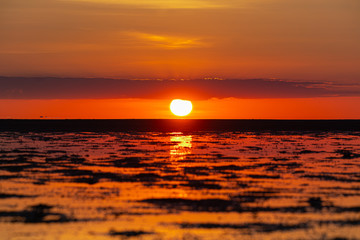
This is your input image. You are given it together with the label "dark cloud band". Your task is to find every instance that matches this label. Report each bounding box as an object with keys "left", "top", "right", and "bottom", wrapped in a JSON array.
[{"left": 0, "top": 77, "right": 359, "bottom": 99}]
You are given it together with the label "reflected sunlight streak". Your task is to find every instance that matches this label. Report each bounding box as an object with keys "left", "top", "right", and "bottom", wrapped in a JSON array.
[{"left": 170, "top": 133, "right": 192, "bottom": 161}]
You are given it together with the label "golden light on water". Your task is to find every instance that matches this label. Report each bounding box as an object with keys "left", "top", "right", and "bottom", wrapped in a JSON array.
[{"left": 170, "top": 133, "right": 192, "bottom": 160}]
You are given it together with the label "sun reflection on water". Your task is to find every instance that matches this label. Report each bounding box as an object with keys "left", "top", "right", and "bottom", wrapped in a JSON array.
[{"left": 170, "top": 132, "right": 192, "bottom": 161}]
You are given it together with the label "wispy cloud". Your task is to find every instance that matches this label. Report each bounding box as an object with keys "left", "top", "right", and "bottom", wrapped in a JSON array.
[
  {"left": 64, "top": 0, "right": 228, "bottom": 9},
  {"left": 1, "top": 77, "right": 359, "bottom": 100},
  {"left": 127, "top": 32, "right": 209, "bottom": 49}
]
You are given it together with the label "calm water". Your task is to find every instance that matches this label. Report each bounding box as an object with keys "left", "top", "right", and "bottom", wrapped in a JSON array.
[{"left": 0, "top": 130, "right": 359, "bottom": 240}]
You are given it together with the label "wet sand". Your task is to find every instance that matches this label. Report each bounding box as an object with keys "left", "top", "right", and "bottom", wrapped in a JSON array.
[{"left": 0, "top": 125, "right": 359, "bottom": 239}]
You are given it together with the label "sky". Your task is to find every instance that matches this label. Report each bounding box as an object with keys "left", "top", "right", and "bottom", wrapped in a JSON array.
[{"left": 0, "top": 0, "right": 359, "bottom": 119}]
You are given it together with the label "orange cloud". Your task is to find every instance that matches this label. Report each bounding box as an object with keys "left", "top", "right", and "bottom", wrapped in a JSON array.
[
  {"left": 66, "top": 0, "right": 228, "bottom": 9},
  {"left": 127, "top": 32, "right": 210, "bottom": 49}
]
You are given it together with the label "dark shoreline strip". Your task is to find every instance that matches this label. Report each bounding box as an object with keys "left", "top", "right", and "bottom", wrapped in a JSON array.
[{"left": 0, "top": 119, "right": 359, "bottom": 132}]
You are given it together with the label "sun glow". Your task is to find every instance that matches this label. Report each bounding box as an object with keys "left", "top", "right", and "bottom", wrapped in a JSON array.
[{"left": 170, "top": 99, "right": 193, "bottom": 117}]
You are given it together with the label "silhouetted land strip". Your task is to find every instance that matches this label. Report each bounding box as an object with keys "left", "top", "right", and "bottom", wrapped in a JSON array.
[{"left": 0, "top": 119, "right": 359, "bottom": 132}]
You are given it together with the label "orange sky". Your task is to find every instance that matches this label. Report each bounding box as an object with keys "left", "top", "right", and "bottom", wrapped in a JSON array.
[
  {"left": 0, "top": 0, "right": 359, "bottom": 119},
  {"left": 1, "top": 97, "right": 359, "bottom": 119}
]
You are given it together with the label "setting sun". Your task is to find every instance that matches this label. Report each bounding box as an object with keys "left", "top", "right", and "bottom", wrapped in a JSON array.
[{"left": 170, "top": 99, "right": 193, "bottom": 117}]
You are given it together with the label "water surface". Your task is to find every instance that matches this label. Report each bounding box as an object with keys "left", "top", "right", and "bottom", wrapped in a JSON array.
[{"left": 1, "top": 130, "right": 359, "bottom": 239}]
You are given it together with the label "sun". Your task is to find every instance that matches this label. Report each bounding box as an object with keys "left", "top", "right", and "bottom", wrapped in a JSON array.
[{"left": 170, "top": 99, "right": 193, "bottom": 117}]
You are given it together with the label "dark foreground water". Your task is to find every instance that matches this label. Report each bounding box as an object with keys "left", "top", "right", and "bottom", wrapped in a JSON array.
[{"left": 0, "top": 120, "right": 360, "bottom": 240}]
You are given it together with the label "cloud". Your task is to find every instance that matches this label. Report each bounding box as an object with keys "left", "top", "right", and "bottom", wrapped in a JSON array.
[
  {"left": 127, "top": 32, "right": 209, "bottom": 49},
  {"left": 1, "top": 77, "right": 359, "bottom": 100},
  {"left": 63, "top": 0, "right": 228, "bottom": 9}
]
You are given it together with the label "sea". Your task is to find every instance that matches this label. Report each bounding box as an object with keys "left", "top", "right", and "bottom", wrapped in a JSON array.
[{"left": 0, "top": 120, "right": 359, "bottom": 240}]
